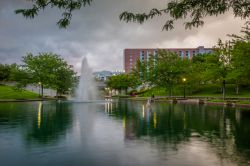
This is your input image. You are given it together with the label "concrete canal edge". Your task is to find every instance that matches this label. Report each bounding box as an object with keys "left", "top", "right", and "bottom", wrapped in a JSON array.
[{"left": 106, "top": 96, "right": 250, "bottom": 108}]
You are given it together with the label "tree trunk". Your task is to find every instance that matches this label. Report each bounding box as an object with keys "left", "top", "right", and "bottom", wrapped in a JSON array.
[
  {"left": 168, "top": 87, "right": 172, "bottom": 98},
  {"left": 168, "top": 87, "right": 173, "bottom": 98},
  {"left": 236, "top": 83, "right": 239, "bottom": 95},
  {"left": 222, "top": 80, "right": 225, "bottom": 100},
  {"left": 56, "top": 90, "right": 60, "bottom": 98}
]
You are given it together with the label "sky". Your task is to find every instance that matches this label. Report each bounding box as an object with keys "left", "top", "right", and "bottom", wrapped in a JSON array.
[{"left": 0, "top": 0, "right": 246, "bottom": 73}]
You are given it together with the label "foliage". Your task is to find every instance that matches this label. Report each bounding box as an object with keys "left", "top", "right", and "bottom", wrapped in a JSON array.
[
  {"left": 228, "top": 22, "right": 250, "bottom": 42},
  {"left": 203, "top": 42, "right": 231, "bottom": 83},
  {"left": 16, "top": 0, "right": 250, "bottom": 29},
  {"left": 0, "top": 64, "right": 16, "bottom": 81},
  {"left": 15, "top": 0, "right": 92, "bottom": 28},
  {"left": 22, "top": 53, "right": 76, "bottom": 96},
  {"left": 228, "top": 41, "right": 250, "bottom": 85},
  {"left": 9, "top": 65, "right": 32, "bottom": 90},
  {"left": 147, "top": 50, "right": 190, "bottom": 96},
  {"left": 226, "top": 22, "right": 250, "bottom": 94},
  {"left": 202, "top": 40, "right": 232, "bottom": 99},
  {"left": 120, "top": 0, "right": 250, "bottom": 30},
  {"left": 106, "top": 74, "right": 138, "bottom": 92},
  {"left": 53, "top": 64, "right": 77, "bottom": 95},
  {"left": 131, "top": 60, "right": 147, "bottom": 84}
]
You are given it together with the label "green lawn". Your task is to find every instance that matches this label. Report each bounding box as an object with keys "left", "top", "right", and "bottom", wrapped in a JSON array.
[
  {"left": 0, "top": 85, "right": 39, "bottom": 100},
  {"left": 138, "top": 84, "right": 250, "bottom": 98}
]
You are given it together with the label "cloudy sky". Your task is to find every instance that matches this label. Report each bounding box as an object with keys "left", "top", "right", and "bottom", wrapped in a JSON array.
[{"left": 0, "top": 0, "right": 246, "bottom": 73}]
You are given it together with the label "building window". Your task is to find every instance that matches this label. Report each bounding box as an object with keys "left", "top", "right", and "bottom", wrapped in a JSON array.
[
  {"left": 140, "top": 50, "right": 145, "bottom": 62},
  {"left": 154, "top": 50, "right": 158, "bottom": 56},
  {"left": 193, "top": 50, "right": 196, "bottom": 55},
  {"left": 186, "top": 51, "right": 190, "bottom": 59},
  {"left": 179, "top": 51, "right": 183, "bottom": 57}
]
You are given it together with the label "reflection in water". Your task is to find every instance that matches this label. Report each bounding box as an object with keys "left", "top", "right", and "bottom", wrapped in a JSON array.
[
  {"left": 37, "top": 102, "right": 42, "bottom": 129},
  {"left": 153, "top": 111, "right": 157, "bottom": 129},
  {"left": 104, "top": 100, "right": 250, "bottom": 166},
  {"left": 0, "top": 101, "right": 73, "bottom": 146},
  {"left": 26, "top": 102, "right": 73, "bottom": 145},
  {"left": 0, "top": 100, "right": 250, "bottom": 166}
]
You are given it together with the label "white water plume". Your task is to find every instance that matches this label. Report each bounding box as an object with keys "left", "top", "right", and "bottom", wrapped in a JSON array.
[{"left": 76, "top": 57, "right": 97, "bottom": 101}]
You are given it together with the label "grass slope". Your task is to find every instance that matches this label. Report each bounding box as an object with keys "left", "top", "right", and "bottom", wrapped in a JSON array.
[
  {"left": 0, "top": 85, "right": 39, "bottom": 99},
  {"left": 138, "top": 84, "right": 250, "bottom": 98}
]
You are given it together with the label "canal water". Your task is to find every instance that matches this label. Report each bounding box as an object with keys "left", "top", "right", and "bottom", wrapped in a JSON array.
[{"left": 0, "top": 100, "right": 249, "bottom": 166}]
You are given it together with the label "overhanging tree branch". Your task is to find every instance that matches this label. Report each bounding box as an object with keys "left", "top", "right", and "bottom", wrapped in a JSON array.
[
  {"left": 120, "top": 0, "right": 250, "bottom": 31},
  {"left": 15, "top": 0, "right": 249, "bottom": 29},
  {"left": 15, "top": 0, "right": 92, "bottom": 28}
]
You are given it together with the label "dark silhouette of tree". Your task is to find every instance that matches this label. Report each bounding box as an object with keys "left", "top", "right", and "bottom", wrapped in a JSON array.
[{"left": 15, "top": 0, "right": 249, "bottom": 29}]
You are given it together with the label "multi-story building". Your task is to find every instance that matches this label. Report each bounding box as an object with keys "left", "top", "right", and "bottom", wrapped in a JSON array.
[{"left": 124, "top": 46, "right": 213, "bottom": 73}]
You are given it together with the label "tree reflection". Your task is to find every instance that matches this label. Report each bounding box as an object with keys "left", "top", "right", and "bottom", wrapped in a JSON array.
[
  {"left": 104, "top": 100, "right": 250, "bottom": 165},
  {"left": 0, "top": 101, "right": 73, "bottom": 146},
  {"left": 25, "top": 101, "right": 73, "bottom": 145}
]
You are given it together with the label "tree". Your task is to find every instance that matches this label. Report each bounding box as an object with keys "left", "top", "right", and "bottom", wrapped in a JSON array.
[
  {"left": 0, "top": 64, "right": 16, "bottom": 82},
  {"left": 186, "top": 53, "right": 208, "bottom": 94},
  {"left": 53, "top": 65, "right": 77, "bottom": 95},
  {"left": 203, "top": 40, "right": 232, "bottom": 99},
  {"left": 226, "top": 22, "right": 250, "bottom": 94},
  {"left": 22, "top": 53, "right": 76, "bottom": 97},
  {"left": 9, "top": 65, "right": 32, "bottom": 90},
  {"left": 131, "top": 60, "right": 148, "bottom": 84},
  {"left": 228, "top": 41, "right": 250, "bottom": 94},
  {"left": 147, "top": 50, "right": 190, "bottom": 97},
  {"left": 106, "top": 74, "right": 136, "bottom": 94},
  {"left": 16, "top": 0, "right": 250, "bottom": 29}
]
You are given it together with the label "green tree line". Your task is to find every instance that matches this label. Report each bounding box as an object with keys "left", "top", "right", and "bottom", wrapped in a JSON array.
[{"left": 0, "top": 53, "right": 77, "bottom": 97}]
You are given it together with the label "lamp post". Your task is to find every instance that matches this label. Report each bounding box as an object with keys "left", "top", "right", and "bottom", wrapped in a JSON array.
[
  {"left": 182, "top": 78, "right": 186, "bottom": 98},
  {"left": 38, "top": 82, "right": 41, "bottom": 97}
]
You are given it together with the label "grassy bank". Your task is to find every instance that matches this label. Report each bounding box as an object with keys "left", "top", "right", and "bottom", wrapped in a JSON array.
[
  {"left": 137, "top": 84, "right": 250, "bottom": 98},
  {"left": 0, "top": 85, "right": 39, "bottom": 100}
]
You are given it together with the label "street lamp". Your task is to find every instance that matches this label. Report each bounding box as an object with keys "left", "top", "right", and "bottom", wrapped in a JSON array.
[
  {"left": 182, "top": 78, "right": 186, "bottom": 98},
  {"left": 38, "top": 82, "right": 41, "bottom": 97}
]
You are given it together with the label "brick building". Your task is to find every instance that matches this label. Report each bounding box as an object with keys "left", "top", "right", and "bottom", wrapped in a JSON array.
[{"left": 124, "top": 46, "right": 213, "bottom": 73}]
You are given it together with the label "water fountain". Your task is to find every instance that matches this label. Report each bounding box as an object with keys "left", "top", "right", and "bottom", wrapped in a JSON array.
[{"left": 75, "top": 57, "right": 97, "bottom": 101}]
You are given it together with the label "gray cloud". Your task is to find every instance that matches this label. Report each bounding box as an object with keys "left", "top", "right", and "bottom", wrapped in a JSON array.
[{"left": 0, "top": 0, "right": 246, "bottom": 73}]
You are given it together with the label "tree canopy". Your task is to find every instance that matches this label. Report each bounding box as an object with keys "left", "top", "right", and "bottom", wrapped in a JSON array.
[
  {"left": 106, "top": 74, "right": 139, "bottom": 93},
  {"left": 22, "top": 53, "right": 77, "bottom": 96},
  {"left": 0, "top": 64, "right": 16, "bottom": 82},
  {"left": 15, "top": 0, "right": 250, "bottom": 29}
]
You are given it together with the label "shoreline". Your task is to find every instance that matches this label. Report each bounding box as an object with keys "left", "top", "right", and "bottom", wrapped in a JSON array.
[
  {"left": 1, "top": 97, "right": 250, "bottom": 108},
  {"left": 0, "top": 98, "right": 59, "bottom": 102},
  {"left": 119, "top": 97, "right": 250, "bottom": 108}
]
